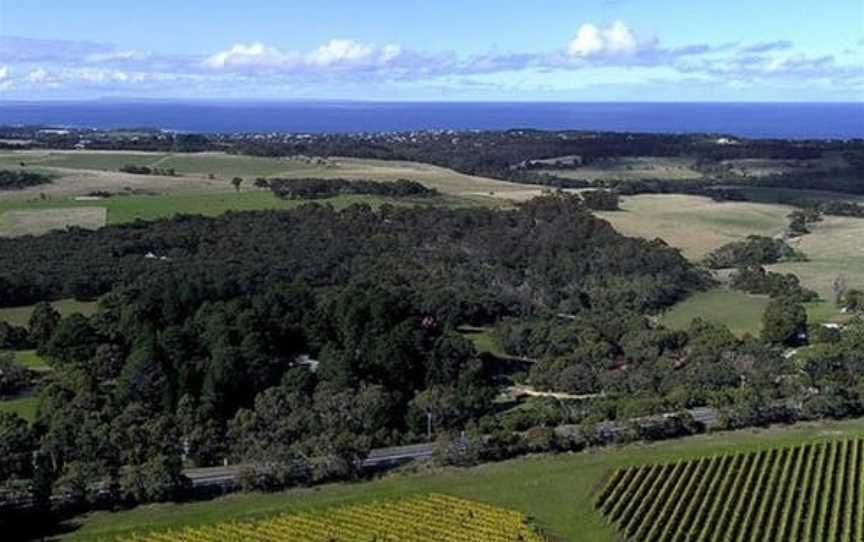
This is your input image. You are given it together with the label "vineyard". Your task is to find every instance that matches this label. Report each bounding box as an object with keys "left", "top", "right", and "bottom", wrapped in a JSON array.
[
  {"left": 116, "top": 493, "right": 546, "bottom": 541},
  {"left": 596, "top": 438, "right": 864, "bottom": 541}
]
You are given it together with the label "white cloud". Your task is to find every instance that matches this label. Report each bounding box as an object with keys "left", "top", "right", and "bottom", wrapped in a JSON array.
[
  {"left": 204, "top": 39, "right": 402, "bottom": 72},
  {"left": 568, "top": 21, "right": 642, "bottom": 58},
  {"left": 0, "top": 66, "right": 11, "bottom": 90},
  {"left": 27, "top": 67, "right": 49, "bottom": 84},
  {"left": 309, "top": 39, "right": 374, "bottom": 66},
  {"left": 203, "top": 42, "right": 300, "bottom": 69}
]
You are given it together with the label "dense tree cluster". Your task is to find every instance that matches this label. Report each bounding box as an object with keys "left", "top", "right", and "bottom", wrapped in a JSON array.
[
  {"left": 761, "top": 296, "right": 808, "bottom": 346},
  {"left": 818, "top": 201, "right": 864, "bottom": 218},
  {"left": 0, "top": 169, "right": 53, "bottom": 191},
  {"left": 579, "top": 189, "right": 620, "bottom": 211},
  {"left": 495, "top": 312, "right": 786, "bottom": 402},
  {"left": 0, "top": 194, "right": 705, "bottom": 313},
  {"left": 730, "top": 266, "right": 818, "bottom": 302},
  {"left": 0, "top": 353, "right": 30, "bottom": 397},
  {"left": 704, "top": 235, "right": 807, "bottom": 269},
  {"left": 269, "top": 178, "right": 438, "bottom": 200},
  {"left": 119, "top": 165, "right": 177, "bottom": 176},
  {"left": 787, "top": 209, "right": 823, "bottom": 237}
]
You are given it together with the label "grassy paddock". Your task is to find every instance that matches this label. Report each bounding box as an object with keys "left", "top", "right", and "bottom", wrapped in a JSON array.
[
  {"left": 542, "top": 156, "right": 703, "bottom": 182},
  {"left": 0, "top": 206, "right": 106, "bottom": 237},
  {"left": 597, "top": 194, "right": 791, "bottom": 261},
  {"left": 11, "top": 350, "right": 49, "bottom": 371},
  {"left": 0, "top": 298, "right": 99, "bottom": 327},
  {"left": 0, "top": 395, "right": 39, "bottom": 422},
  {"left": 0, "top": 151, "right": 529, "bottom": 197},
  {"left": 458, "top": 326, "right": 511, "bottom": 358},
  {"left": 769, "top": 215, "right": 864, "bottom": 304},
  {"left": 660, "top": 288, "right": 769, "bottom": 337},
  {"left": 660, "top": 288, "right": 842, "bottom": 337},
  {"left": 0, "top": 192, "right": 497, "bottom": 235},
  {"left": 0, "top": 150, "right": 522, "bottom": 236},
  {"left": 61, "top": 417, "right": 864, "bottom": 542}
]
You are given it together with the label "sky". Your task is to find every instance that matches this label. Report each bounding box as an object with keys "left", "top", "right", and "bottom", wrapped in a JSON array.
[{"left": 0, "top": 0, "right": 862, "bottom": 101}]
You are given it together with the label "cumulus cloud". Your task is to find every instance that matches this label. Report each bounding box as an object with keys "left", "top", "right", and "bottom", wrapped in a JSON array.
[
  {"left": 203, "top": 42, "right": 300, "bottom": 69},
  {"left": 308, "top": 39, "right": 401, "bottom": 67},
  {"left": 27, "top": 67, "right": 49, "bottom": 84},
  {"left": 567, "top": 21, "right": 643, "bottom": 58},
  {"left": 203, "top": 39, "right": 402, "bottom": 72}
]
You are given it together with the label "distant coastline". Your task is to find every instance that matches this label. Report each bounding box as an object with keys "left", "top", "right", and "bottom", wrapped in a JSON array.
[{"left": 1, "top": 101, "right": 862, "bottom": 139}]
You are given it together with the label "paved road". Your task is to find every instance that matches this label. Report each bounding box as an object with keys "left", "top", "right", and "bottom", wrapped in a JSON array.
[
  {"left": 185, "top": 408, "right": 718, "bottom": 488},
  {"left": 186, "top": 442, "right": 436, "bottom": 488}
]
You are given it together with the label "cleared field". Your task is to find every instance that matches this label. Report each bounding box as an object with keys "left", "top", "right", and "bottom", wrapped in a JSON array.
[
  {"left": 541, "top": 157, "right": 703, "bottom": 181},
  {"left": 0, "top": 151, "right": 528, "bottom": 197},
  {"left": 0, "top": 395, "right": 39, "bottom": 422},
  {"left": 597, "top": 194, "right": 791, "bottom": 261},
  {"left": 11, "top": 350, "right": 49, "bottom": 371},
  {"left": 119, "top": 494, "right": 544, "bottom": 542},
  {"left": 770, "top": 215, "right": 864, "bottom": 303},
  {"left": 660, "top": 288, "right": 769, "bottom": 337},
  {"left": 0, "top": 191, "right": 507, "bottom": 237},
  {"left": 722, "top": 152, "right": 849, "bottom": 178},
  {"left": 660, "top": 288, "right": 844, "bottom": 337},
  {"left": 459, "top": 326, "right": 512, "bottom": 359},
  {"left": 60, "top": 417, "right": 864, "bottom": 542},
  {"left": 0, "top": 151, "right": 526, "bottom": 235},
  {"left": 0, "top": 298, "right": 99, "bottom": 327},
  {"left": 609, "top": 198, "right": 861, "bottom": 328},
  {"left": 0, "top": 206, "right": 106, "bottom": 236},
  {"left": 597, "top": 438, "right": 863, "bottom": 542}
]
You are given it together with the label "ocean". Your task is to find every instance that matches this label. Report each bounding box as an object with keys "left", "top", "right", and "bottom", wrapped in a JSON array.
[{"left": 0, "top": 101, "right": 862, "bottom": 139}]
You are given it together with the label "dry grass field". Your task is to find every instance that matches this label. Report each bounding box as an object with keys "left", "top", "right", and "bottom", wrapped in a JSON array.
[
  {"left": 769, "top": 215, "right": 864, "bottom": 302},
  {"left": 543, "top": 156, "right": 704, "bottom": 181},
  {"left": 0, "top": 207, "right": 107, "bottom": 236},
  {"left": 0, "top": 150, "right": 531, "bottom": 236},
  {"left": 597, "top": 194, "right": 791, "bottom": 261},
  {"left": 722, "top": 152, "right": 850, "bottom": 178},
  {"left": 0, "top": 150, "right": 529, "bottom": 198}
]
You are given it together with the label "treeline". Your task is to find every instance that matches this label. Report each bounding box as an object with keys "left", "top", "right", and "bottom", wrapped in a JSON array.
[
  {"left": 231, "top": 131, "right": 832, "bottom": 177},
  {"left": 704, "top": 236, "right": 807, "bottom": 269},
  {"left": 119, "top": 164, "right": 178, "bottom": 176},
  {"left": 817, "top": 201, "right": 864, "bottom": 218},
  {"left": 0, "top": 170, "right": 53, "bottom": 191},
  {"left": 269, "top": 178, "right": 438, "bottom": 200},
  {"left": 730, "top": 265, "right": 818, "bottom": 302}
]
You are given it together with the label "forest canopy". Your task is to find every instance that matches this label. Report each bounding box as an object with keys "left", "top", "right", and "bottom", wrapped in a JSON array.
[{"left": 0, "top": 193, "right": 706, "bottom": 315}]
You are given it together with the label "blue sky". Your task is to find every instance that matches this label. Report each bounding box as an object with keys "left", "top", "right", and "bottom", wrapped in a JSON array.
[{"left": 0, "top": 0, "right": 862, "bottom": 101}]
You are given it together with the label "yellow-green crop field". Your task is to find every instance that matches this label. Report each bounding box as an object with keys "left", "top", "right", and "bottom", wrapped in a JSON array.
[{"left": 115, "top": 494, "right": 545, "bottom": 542}]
